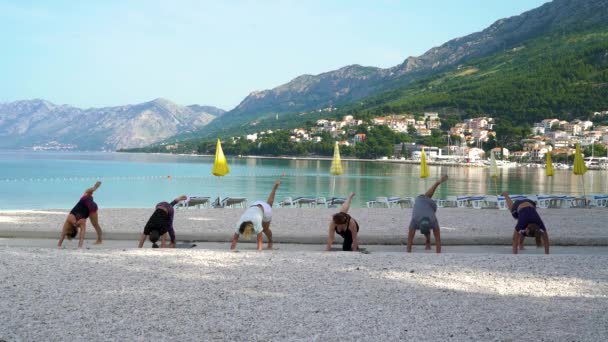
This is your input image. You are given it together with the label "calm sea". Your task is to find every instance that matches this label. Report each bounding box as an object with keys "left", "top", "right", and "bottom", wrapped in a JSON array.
[{"left": 0, "top": 151, "right": 606, "bottom": 209}]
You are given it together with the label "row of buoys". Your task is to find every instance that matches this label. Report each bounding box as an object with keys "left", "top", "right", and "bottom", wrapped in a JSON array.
[{"left": 0, "top": 174, "right": 299, "bottom": 183}]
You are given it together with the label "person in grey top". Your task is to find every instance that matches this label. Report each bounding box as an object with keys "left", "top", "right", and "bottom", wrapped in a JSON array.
[{"left": 407, "top": 175, "right": 448, "bottom": 254}]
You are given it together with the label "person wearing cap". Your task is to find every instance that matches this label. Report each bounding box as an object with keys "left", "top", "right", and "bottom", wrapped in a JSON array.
[
  {"left": 231, "top": 179, "right": 281, "bottom": 251},
  {"left": 501, "top": 191, "right": 550, "bottom": 254},
  {"left": 407, "top": 175, "right": 448, "bottom": 253},
  {"left": 326, "top": 192, "right": 359, "bottom": 251},
  {"left": 58, "top": 181, "right": 104, "bottom": 248},
  {"left": 138, "top": 195, "right": 188, "bottom": 248}
]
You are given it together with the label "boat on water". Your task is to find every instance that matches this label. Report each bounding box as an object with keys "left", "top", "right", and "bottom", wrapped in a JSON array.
[{"left": 585, "top": 157, "right": 608, "bottom": 170}]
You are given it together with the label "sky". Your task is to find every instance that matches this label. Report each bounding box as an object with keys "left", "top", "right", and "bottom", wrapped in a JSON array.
[{"left": 0, "top": 0, "right": 550, "bottom": 111}]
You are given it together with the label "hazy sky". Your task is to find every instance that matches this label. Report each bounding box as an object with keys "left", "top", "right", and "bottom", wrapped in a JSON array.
[{"left": 0, "top": 0, "right": 549, "bottom": 110}]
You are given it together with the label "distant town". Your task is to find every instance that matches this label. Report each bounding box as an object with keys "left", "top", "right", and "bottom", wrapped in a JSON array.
[{"left": 159, "top": 109, "right": 607, "bottom": 169}]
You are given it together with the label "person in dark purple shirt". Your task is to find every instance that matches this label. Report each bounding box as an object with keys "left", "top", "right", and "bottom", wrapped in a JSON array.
[
  {"left": 58, "top": 181, "right": 103, "bottom": 248},
  {"left": 502, "top": 191, "right": 550, "bottom": 254},
  {"left": 138, "top": 195, "right": 187, "bottom": 248}
]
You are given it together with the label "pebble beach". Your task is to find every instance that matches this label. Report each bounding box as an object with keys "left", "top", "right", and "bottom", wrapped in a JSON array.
[{"left": 1, "top": 207, "right": 608, "bottom": 341}]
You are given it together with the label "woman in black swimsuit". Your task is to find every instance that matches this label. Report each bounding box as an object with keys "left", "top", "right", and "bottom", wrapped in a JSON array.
[
  {"left": 58, "top": 181, "right": 103, "bottom": 248},
  {"left": 326, "top": 192, "right": 360, "bottom": 251}
]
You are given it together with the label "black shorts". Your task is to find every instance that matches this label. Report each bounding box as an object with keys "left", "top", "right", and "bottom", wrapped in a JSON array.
[{"left": 144, "top": 209, "right": 169, "bottom": 236}]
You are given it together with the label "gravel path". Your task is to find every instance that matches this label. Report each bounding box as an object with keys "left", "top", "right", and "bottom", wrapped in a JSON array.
[{"left": 1, "top": 247, "right": 607, "bottom": 341}]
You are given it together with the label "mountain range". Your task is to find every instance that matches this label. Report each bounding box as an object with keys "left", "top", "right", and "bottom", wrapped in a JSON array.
[
  {"left": 0, "top": 98, "right": 224, "bottom": 150},
  {"left": 2, "top": 0, "right": 607, "bottom": 151}
]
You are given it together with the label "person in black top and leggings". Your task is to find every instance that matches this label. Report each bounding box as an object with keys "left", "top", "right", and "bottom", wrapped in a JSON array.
[
  {"left": 58, "top": 181, "right": 103, "bottom": 248},
  {"left": 326, "top": 192, "right": 360, "bottom": 251},
  {"left": 138, "top": 195, "right": 188, "bottom": 248}
]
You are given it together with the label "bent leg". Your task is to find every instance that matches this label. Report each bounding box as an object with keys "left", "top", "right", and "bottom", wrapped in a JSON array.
[
  {"left": 89, "top": 212, "right": 103, "bottom": 244},
  {"left": 424, "top": 175, "right": 449, "bottom": 198},
  {"left": 266, "top": 180, "right": 281, "bottom": 207},
  {"left": 342, "top": 232, "right": 353, "bottom": 251},
  {"left": 262, "top": 221, "right": 273, "bottom": 249}
]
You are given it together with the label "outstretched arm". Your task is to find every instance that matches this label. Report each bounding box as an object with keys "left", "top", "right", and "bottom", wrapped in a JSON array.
[
  {"left": 339, "top": 192, "right": 356, "bottom": 214},
  {"left": 266, "top": 180, "right": 281, "bottom": 207},
  {"left": 424, "top": 175, "right": 448, "bottom": 198},
  {"left": 512, "top": 230, "right": 519, "bottom": 254},
  {"left": 257, "top": 233, "right": 263, "bottom": 251},
  {"left": 85, "top": 181, "right": 102, "bottom": 195},
  {"left": 138, "top": 233, "right": 146, "bottom": 248},
  {"left": 230, "top": 233, "right": 239, "bottom": 250},
  {"left": 78, "top": 223, "right": 86, "bottom": 248},
  {"left": 326, "top": 222, "right": 336, "bottom": 251},
  {"left": 501, "top": 191, "right": 514, "bottom": 211}
]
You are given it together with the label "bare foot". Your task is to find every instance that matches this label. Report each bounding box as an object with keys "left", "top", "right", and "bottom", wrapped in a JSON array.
[
  {"left": 94, "top": 240, "right": 103, "bottom": 245},
  {"left": 406, "top": 246, "right": 412, "bottom": 253},
  {"left": 267, "top": 241, "right": 274, "bottom": 250},
  {"left": 425, "top": 241, "right": 431, "bottom": 250}
]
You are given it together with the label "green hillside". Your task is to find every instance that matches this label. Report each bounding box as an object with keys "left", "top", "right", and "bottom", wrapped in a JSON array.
[{"left": 352, "top": 27, "right": 608, "bottom": 124}]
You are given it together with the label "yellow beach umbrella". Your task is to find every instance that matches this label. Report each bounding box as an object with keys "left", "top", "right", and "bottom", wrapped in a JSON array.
[
  {"left": 212, "top": 139, "right": 230, "bottom": 176},
  {"left": 573, "top": 144, "right": 587, "bottom": 175},
  {"left": 545, "top": 152, "right": 554, "bottom": 177},
  {"left": 420, "top": 147, "right": 430, "bottom": 178},
  {"left": 329, "top": 142, "right": 343, "bottom": 176},
  {"left": 573, "top": 144, "right": 587, "bottom": 204}
]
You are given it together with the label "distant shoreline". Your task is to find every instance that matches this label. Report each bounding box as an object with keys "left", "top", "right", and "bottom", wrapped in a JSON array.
[{"left": 138, "top": 151, "right": 489, "bottom": 168}]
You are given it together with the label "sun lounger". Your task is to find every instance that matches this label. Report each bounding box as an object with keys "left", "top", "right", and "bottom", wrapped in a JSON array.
[
  {"left": 472, "top": 195, "right": 499, "bottom": 209},
  {"left": 177, "top": 196, "right": 210, "bottom": 209},
  {"left": 366, "top": 196, "right": 400, "bottom": 208},
  {"left": 456, "top": 195, "right": 484, "bottom": 208},
  {"left": 221, "top": 197, "right": 248, "bottom": 208},
  {"left": 437, "top": 196, "right": 457, "bottom": 208},
  {"left": 279, "top": 196, "right": 317, "bottom": 208},
  {"left": 395, "top": 197, "right": 414, "bottom": 208}
]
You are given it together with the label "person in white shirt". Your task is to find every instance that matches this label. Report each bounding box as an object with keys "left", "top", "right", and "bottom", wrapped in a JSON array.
[{"left": 231, "top": 179, "right": 281, "bottom": 251}]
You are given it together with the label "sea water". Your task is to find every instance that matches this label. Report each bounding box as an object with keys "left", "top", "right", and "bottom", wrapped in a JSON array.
[{"left": 0, "top": 151, "right": 606, "bottom": 209}]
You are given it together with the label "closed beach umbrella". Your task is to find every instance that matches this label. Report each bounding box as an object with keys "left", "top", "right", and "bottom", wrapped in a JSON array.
[
  {"left": 212, "top": 139, "right": 230, "bottom": 176},
  {"left": 573, "top": 144, "right": 587, "bottom": 175},
  {"left": 573, "top": 144, "right": 587, "bottom": 205},
  {"left": 420, "top": 147, "right": 430, "bottom": 178},
  {"left": 330, "top": 142, "right": 343, "bottom": 176},
  {"left": 212, "top": 139, "right": 229, "bottom": 207},
  {"left": 545, "top": 152, "right": 554, "bottom": 177}
]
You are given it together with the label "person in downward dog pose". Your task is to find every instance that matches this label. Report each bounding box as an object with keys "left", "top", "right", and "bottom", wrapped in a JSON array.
[
  {"left": 58, "top": 181, "right": 103, "bottom": 248},
  {"left": 326, "top": 192, "right": 360, "bottom": 251},
  {"left": 231, "top": 180, "right": 281, "bottom": 251},
  {"left": 501, "top": 191, "right": 550, "bottom": 254},
  {"left": 138, "top": 195, "right": 188, "bottom": 248},
  {"left": 407, "top": 175, "right": 448, "bottom": 254}
]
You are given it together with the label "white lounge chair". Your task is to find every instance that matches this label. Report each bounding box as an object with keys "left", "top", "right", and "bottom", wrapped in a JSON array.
[
  {"left": 177, "top": 196, "right": 210, "bottom": 209},
  {"left": 438, "top": 196, "right": 457, "bottom": 208},
  {"left": 366, "top": 196, "right": 398, "bottom": 208},
  {"left": 221, "top": 197, "right": 248, "bottom": 208}
]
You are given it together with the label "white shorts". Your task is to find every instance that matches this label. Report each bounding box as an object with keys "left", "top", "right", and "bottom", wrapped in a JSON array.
[{"left": 251, "top": 201, "right": 272, "bottom": 222}]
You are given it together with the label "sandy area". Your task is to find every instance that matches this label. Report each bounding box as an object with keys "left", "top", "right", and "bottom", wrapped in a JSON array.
[
  {"left": 0, "top": 247, "right": 606, "bottom": 341},
  {"left": 1, "top": 207, "right": 608, "bottom": 245}
]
